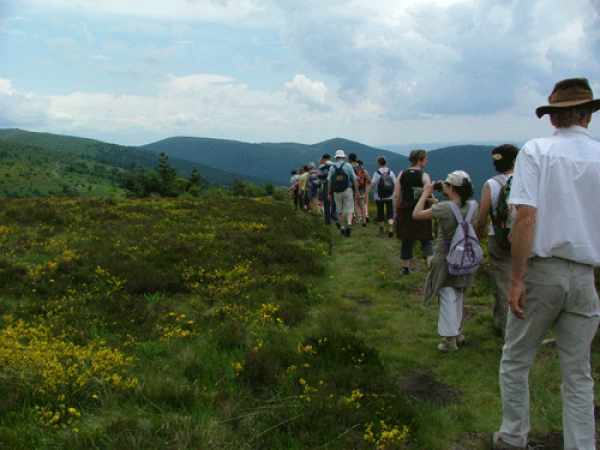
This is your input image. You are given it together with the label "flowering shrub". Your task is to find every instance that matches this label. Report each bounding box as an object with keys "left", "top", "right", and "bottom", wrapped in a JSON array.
[{"left": 0, "top": 316, "right": 137, "bottom": 423}]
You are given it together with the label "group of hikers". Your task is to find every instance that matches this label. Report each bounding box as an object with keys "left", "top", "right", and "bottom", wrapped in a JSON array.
[{"left": 289, "top": 78, "right": 600, "bottom": 450}]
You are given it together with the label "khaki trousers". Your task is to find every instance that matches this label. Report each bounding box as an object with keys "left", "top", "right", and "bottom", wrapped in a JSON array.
[
  {"left": 495, "top": 257, "right": 600, "bottom": 450},
  {"left": 488, "top": 235, "right": 511, "bottom": 336}
]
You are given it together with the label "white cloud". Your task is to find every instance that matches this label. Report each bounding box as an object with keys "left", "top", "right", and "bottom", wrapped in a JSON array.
[
  {"left": 272, "top": 0, "right": 600, "bottom": 118},
  {"left": 284, "top": 74, "right": 329, "bottom": 110},
  {"left": 0, "top": 79, "right": 50, "bottom": 127}
]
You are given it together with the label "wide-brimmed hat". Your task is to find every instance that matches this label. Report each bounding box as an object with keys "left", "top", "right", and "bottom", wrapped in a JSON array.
[
  {"left": 445, "top": 170, "right": 471, "bottom": 187},
  {"left": 334, "top": 149, "right": 346, "bottom": 159},
  {"left": 536, "top": 78, "right": 600, "bottom": 118}
]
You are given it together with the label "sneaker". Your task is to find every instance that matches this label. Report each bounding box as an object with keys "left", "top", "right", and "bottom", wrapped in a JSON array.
[
  {"left": 388, "top": 231, "right": 394, "bottom": 238},
  {"left": 456, "top": 334, "right": 466, "bottom": 346},
  {"left": 491, "top": 434, "right": 527, "bottom": 450},
  {"left": 362, "top": 222, "right": 367, "bottom": 227},
  {"left": 437, "top": 337, "right": 458, "bottom": 352},
  {"left": 402, "top": 267, "right": 410, "bottom": 276},
  {"left": 346, "top": 227, "right": 352, "bottom": 237}
]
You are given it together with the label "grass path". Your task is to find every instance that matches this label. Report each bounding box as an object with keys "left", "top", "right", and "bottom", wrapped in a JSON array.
[{"left": 311, "top": 219, "right": 598, "bottom": 449}]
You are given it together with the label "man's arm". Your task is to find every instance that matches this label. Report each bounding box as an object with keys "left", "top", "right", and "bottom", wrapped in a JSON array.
[
  {"left": 476, "top": 182, "right": 492, "bottom": 239},
  {"left": 508, "top": 205, "right": 537, "bottom": 319}
]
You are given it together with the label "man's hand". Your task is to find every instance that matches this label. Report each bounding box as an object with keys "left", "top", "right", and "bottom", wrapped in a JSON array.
[{"left": 508, "top": 276, "right": 526, "bottom": 319}]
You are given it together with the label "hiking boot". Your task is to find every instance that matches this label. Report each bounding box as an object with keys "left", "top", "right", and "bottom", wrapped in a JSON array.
[
  {"left": 437, "top": 337, "right": 458, "bottom": 352},
  {"left": 491, "top": 434, "right": 526, "bottom": 450}
]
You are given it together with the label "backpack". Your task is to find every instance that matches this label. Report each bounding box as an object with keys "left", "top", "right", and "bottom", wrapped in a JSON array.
[
  {"left": 446, "top": 201, "right": 483, "bottom": 276},
  {"left": 355, "top": 167, "right": 368, "bottom": 192},
  {"left": 332, "top": 163, "right": 350, "bottom": 193},
  {"left": 490, "top": 175, "right": 513, "bottom": 250},
  {"left": 377, "top": 168, "right": 395, "bottom": 198}
]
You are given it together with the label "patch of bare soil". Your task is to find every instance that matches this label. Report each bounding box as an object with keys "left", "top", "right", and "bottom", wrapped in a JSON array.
[
  {"left": 399, "top": 371, "right": 462, "bottom": 407},
  {"left": 342, "top": 292, "right": 374, "bottom": 307}
]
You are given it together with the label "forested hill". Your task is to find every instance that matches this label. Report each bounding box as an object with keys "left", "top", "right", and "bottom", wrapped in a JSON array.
[
  {"left": 141, "top": 137, "right": 410, "bottom": 185},
  {"left": 0, "top": 129, "right": 268, "bottom": 186},
  {"left": 143, "top": 136, "right": 496, "bottom": 190}
]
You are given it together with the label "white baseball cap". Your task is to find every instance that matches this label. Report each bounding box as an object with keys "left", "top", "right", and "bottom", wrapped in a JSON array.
[
  {"left": 445, "top": 170, "right": 471, "bottom": 187},
  {"left": 334, "top": 149, "right": 346, "bottom": 159}
]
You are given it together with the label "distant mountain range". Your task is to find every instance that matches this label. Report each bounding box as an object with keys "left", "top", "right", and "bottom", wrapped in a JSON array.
[
  {"left": 143, "top": 136, "right": 496, "bottom": 193},
  {"left": 0, "top": 128, "right": 499, "bottom": 196}
]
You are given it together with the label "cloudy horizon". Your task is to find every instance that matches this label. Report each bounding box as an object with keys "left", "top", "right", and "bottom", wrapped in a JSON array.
[{"left": 1, "top": 0, "right": 599, "bottom": 147}]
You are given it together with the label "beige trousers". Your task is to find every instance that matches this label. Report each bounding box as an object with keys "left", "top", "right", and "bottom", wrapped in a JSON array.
[
  {"left": 488, "top": 235, "right": 511, "bottom": 336},
  {"left": 495, "top": 257, "right": 600, "bottom": 450}
]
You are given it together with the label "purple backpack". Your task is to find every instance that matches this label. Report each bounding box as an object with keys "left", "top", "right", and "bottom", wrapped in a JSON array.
[{"left": 446, "top": 201, "right": 483, "bottom": 276}]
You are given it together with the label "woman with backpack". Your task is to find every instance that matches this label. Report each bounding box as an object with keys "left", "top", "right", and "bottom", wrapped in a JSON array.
[
  {"left": 371, "top": 156, "right": 396, "bottom": 237},
  {"left": 395, "top": 150, "right": 434, "bottom": 275},
  {"left": 476, "top": 144, "right": 519, "bottom": 337},
  {"left": 413, "top": 170, "right": 481, "bottom": 352}
]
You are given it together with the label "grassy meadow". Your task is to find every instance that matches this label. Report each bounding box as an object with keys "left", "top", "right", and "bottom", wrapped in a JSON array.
[{"left": 0, "top": 195, "right": 598, "bottom": 449}]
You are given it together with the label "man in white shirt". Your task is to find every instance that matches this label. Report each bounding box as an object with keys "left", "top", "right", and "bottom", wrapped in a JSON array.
[{"left": 493, "top": 78, "right": 600, "bottom": 450}]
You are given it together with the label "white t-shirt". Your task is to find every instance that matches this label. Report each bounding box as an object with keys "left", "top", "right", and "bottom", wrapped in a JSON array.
[
  {"left": 509, "top": 126, "right": 600, "bottom": 266},
  {"left": 371, "top": 167, "right": 397, "bottom": 201},
  {"left": 485, "top": 174, "right": 509, "bottom": 236}
]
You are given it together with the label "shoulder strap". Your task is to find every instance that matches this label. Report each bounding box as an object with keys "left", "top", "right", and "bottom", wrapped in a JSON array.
[
  {"left": 447, "top": 202, "right": 464, "bottom": 224},
  {"left": 492, "top": 174, "right": 507, "bottom": 188},
  {"left": 465, "top": 200, "right": 477, "bottom": 223}
]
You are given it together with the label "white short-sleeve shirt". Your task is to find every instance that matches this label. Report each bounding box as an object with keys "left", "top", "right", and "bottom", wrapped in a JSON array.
[{"left": 509, "top": 125, "right": 600, "bottom": 266}]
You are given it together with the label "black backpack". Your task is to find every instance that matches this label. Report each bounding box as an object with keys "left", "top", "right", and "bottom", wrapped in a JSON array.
[
  {"left": 332, "top": 163, "right": 350, "bottom": 193},
  {"left": 377, "top": 168, "right": 394, "bottom": 198},
  {"left": 490, "top": 175, "right": 513, "bottom": 250}
]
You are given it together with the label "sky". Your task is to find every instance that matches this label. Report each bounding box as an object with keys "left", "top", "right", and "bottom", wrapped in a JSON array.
[{"left": 1, "top": 0, "right": 599, "bottom": 147}]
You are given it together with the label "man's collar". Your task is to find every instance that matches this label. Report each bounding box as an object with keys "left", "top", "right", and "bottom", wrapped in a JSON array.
[{"left": 554, "top": 125, "right": 591, "bottom": 137}]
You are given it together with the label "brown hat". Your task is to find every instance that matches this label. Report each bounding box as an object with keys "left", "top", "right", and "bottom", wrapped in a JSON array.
[{"left": 536, "top": 78, "right": 600, "bottom": 118}]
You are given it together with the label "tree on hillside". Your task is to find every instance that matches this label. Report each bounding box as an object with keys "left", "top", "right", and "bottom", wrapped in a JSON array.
[
  {"left": 186, "top": 168, "right": 204, "bottom": 196},
  {"left": 157, "top": 153, "right": 177, "bottom": 196}
]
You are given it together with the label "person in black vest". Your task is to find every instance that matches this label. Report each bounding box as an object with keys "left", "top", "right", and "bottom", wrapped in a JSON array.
[
  {"left": 395, "top": 149, "right": 434, "bottom": 275},
  {"left": 318, "top": 154, "right": 337, "bottom": 225}
]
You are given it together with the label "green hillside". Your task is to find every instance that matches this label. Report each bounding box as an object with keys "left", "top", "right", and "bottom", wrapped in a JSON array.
[
  {"left": 0, "top": 197, "right": 593, "bottom": 449},
  {"left": 0, "top": 140, "right": 124, "bottom": 198},
  {"left": 0, "top": 129, "right": 268, "bottom": 187}
]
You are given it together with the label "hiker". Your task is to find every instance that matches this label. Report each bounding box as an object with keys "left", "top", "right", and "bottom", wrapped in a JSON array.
[
  {"left": 493, "top": 78, "right": 600, "bottom": 450},
  {"left": 328, "top": 149, "right": 359, "bottom": 237},
  {"left": 476, "top": 144, "right": 519, "bottom": 337},
  {"left": 354, "top": 159, "right": 371, "bottom": 227},
  {"left": 289, "top": 170, "right": 300, "bottom": 210},
  {"left": 413, "top": 171, "right": 480, "bottom": 352},
  {"left": 318, "top": 154, "right": 338, "bottom": 225},
  {"left": 395, "top": 149, "right": 434, "bottom": 275},
  {"left": 297, "top": 166, "right": 310, "bottom": 211},
  {"left": 370, "top": 156, "right": 396, "bottom": 237},
  {"left": 307, "top": 162, "right": 321, "bottom": 214}
]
